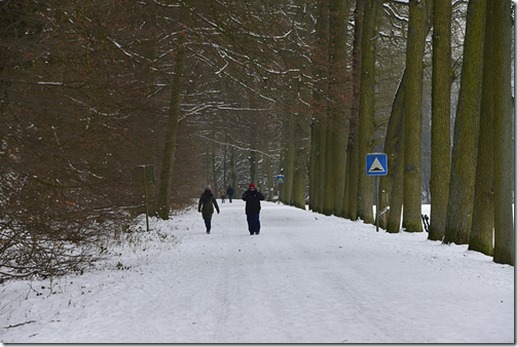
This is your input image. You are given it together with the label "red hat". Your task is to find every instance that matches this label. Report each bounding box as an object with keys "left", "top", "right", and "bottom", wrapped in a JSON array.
[{"left": 249, "top": 183, "right": 256, "bottom": 190}]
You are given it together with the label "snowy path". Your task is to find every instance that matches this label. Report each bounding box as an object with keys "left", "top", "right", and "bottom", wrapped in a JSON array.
[{"left": 1, "top": 200, "right": 514, "bottom": 343}]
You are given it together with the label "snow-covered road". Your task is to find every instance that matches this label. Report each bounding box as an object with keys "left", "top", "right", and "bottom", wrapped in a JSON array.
[{"left": 1, "top": 200, "right": 514, "bottom": 343}]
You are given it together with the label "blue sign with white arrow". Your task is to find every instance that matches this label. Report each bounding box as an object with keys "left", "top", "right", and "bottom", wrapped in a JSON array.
[
  {"left": 275, "top": 174, "right": 285, "bottom": 185},
  {"left": 366, "top": 153, "right": 388, "bottom": 176}
]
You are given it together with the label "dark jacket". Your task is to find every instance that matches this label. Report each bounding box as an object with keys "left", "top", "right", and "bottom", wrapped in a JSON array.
[
  {"left": 226, "top": 186, "right": 234, "bottom": 197},
  {"left": 198, "top": 190, "right": 220, "bottom": 219},
  {"left": 242, "top": 189, "right": 265, "bottom": 215}
]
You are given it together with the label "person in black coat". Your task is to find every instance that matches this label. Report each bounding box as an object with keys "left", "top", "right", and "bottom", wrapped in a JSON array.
[
  {"left": 198, "top": 186, "right": 220, "bottom": 234},
  {"left": 241, "top": 183, "right": 265, "bottom": 235},
  {"left": 226, "top": 185, "right": 234, "bottom": 203}
]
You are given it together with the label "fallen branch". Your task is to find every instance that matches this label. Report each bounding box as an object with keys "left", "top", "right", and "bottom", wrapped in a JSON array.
[{"left": 5, "top": 320, "right": 36, "bottom": 329}]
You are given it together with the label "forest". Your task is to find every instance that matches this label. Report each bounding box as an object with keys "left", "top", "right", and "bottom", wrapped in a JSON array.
[{"left": 0, "top": 0, "right": 515, "bottom": 281}]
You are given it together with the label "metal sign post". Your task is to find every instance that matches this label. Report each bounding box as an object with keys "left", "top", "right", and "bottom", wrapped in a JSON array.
[
  {"left": 366, "top": 153, "right": 388, "bottom": 232},
  {"left": 274, "top": 174, "right": 285, "bottom": 204}
]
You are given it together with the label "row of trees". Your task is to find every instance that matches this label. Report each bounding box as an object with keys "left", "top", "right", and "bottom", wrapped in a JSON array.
[
  {"left": 0, "top": 0, "right": 514, "bottom": 281},
  {"left": 285, "top": 0, "right": 514, "bottom": 266}
]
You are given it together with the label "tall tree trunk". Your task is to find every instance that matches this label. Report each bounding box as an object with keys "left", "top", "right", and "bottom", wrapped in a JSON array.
[
  {"left": 283, "top": 112, "right": 295, "bottom": 205},
  {"left": 263, "top": 143, "right": 272, "bottom": 200},
  {"left": 492, "top": 0, "right": 514, "bottom": 265},
  {"left": 428, "top": 0, "right": 452, "bottom": 241},
  {"left": 317, "top": 121, "right": 328, "bottom": 212},
  {"left": 229, "top": 146, "right": 237, "bottom": 193},
  {"left": 357, "top": 0, "right": 381, "bottom": 224},
  {"left": 345, "top": 0, "right": 364, "bottom": 221},
  {"left": 469, "top": 0, "right": 494, "bottom": 256},
  {"left": 249, "top": 144, "right": 257, "bottom": 185},
  {"left": 222, "top": 144, "right": 227, "bottom": 188},
  {"left": 328, "top": 0, "right": 351, "bottom": 216},
  {"left": 157, "top": 45, "right": 186, "bottom": 220},
  {"left": 380, "top": 71, "right": 407, "bottom": 232},
  {"left": 309, "top": 120, "right": 319, "bottom": 210},
  {"left": 402, "top": 0, "right": 431, "bottom": 232},
  {"left": 211, "top": 131, "right": 218, "bottom": 194},
  {"left": 323, "top": 110, "right": 334, "bottom": 215},
  {"left": 386, "top": 130, "right": 405, "bottom": 233},
  {"left": 309, "top": 120, "right": 320, "bottom": 209},
  {"left": 311, "top": 0, "right": 330, "bottom": 214},
  {"left": 292, "top": 116, "right": 308, "bottom": 209},
  {"left": 444, "top": 0, "right": 486, "bottom": 244}
]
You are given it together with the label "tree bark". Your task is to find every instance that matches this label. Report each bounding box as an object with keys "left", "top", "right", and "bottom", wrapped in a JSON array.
[
  {"left": 345, "top": 0, "right": 364, "bottom": 221},
  {"left": 402, "top": 0, "right": 431, "bottom": 232},
  {"left": 292, "top": 115, "right": 309, "bottom": 209},
  {"left": 328, "top": 0, "right": 351, "bottom": 216},
  {"left": 380, "top": 71, "right": 406, "bottom": 232},
  {"left": 469, "top": 0, "right": 494, "bottom": 256},
  {"left": 263, "top": 143, "right": 272, "bottom": 201},
  {"left": 323, "top": 109, "right": 334, "bottom": 215},
  {"left": 283, "top": 112, "right": 295, "bottom": 205},
  {"left": 157, "top": 44, "right": 186, "bottom": 220},
  {"left": 357, "top": 0, "right": 381, "bottom": 224},
  {"left": 309, "top": 120, "right": 322, "bottom": 210},
  {"left": 211, "top": 132, "right": 218, "bottom": 194},
  {"left": 444, "top": 0, "right": 486, "bottom": 244},
  {"left": 229, "top": 146, "right": 237, "bottom": 194},
  {"left": 310, "top": 0, "right": 330, "bottom": 214},
  {"left": 492, "top": 0, "right": 514, "bottom": 265},
  {"left": 429, "top": 0, "right": 452, "bottom": 241}
]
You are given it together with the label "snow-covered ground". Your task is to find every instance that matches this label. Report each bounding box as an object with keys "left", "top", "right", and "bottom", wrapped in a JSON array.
[{"left": 0, "top": 200, "right": 514, "bottom": 343}]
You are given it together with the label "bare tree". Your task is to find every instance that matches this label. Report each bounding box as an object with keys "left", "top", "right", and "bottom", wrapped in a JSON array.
[
  {"left": 357, "top": 0, "right": 382, "bottom": 224},
  {"left": 344, "top": 0, "right": 364, "bottom": 221},
  {"left": 444, "top": 0, "right": 487, "bottom": 245},
  {"left": 428, "top": 0, "right": 452, "bottom": 241},
  {"left": 469, "top": 0, "right": 494, "bottom": 255},
  {"left": 492, "top": 0, "right": 514, "bottom": 265},
  {"left": 402, "top": 0, "right": 431, "bottom": 233},
  {"left": 328, "top": 0, "right": 352, "bottom": 216}
]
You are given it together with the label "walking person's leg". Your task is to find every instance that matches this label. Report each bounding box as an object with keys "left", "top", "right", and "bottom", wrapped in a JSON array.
[
  {"left": 204, "top": 217, "right": 211, "bottom": 234},
  {"left": 246, "top": 214, "right": 254, "bottom": 235},
  {"left": 248, "top": 214, "right": 260, "bottom": 235}
]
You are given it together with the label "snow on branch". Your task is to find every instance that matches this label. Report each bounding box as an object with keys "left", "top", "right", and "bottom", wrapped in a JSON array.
[{"left": 197, "top": 134, "right": 275, "bottom": 158}]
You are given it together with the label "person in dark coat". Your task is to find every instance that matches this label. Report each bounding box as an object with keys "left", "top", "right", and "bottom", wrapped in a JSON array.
[
  {"left": 226, "top": 185, "right": 234, "bottom": 203},
  {"left": 198, "top": 186, "right": 220, "bottom": 234},
  {"left": 241, "top": 183, "right": 265, "bottom": 235}
]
